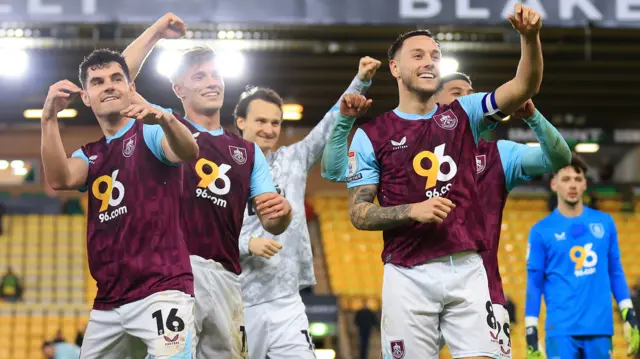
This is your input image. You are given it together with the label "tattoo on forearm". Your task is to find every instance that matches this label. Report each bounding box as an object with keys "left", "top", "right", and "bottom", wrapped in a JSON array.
[{"left": 348, "top": 185, "right": 411, "bottom": 231}]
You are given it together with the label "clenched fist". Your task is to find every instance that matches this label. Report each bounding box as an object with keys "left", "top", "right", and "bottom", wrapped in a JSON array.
[
  {"left": 508, "top": 3, "right": 542, "bottom": 39},
  {"left": 255, "top": 193, "right": 291, "bottom": 220},
  {"left": 512, "top": 99, "right": 535, "bottom": 120},
  {"left": 409, "top": 197, "right": 456, "bottom": 224},
  {"left": 152, "top": 13, "right": 186, "bottom": 40},
  {"left": 340, "top": 93, "right": 372, "bottom": 119},
  {"left": 249, "top": 237, "right": 283, "bottom": 259},
  {"left": 357, "top": 56, "right": 382, "bottom": 83}
]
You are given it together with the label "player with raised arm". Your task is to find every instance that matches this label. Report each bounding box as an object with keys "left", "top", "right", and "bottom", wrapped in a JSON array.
[
  {"left": 122, "top": 14, "right": 293, "bottom": 358},
  {"left": 344, "top": 4, "right": 543, "bottom": 358},
  {"left": 525, "top": 156, "right": 640, "bottom": 358},
  {"left": 234, "top": 57, "right": 378, "bottom": 359},
  {"left": 41, "top": 49, "right": 199, "bottom": 358},
  {"left": 323, "top": 71, "right": 571, "bottom": 358}
]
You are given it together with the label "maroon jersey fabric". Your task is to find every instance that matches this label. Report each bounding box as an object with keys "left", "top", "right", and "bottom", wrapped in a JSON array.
[
  {"left": 176, "top": 114, "right": 255, "bottom": 275},
  {"left": 476, "top": 140, "right": 509, "bottom": 306},
  {"left": 359, "top": 101, "right": 488, "bottom": 267},
  {"left": 81, "top": 120, "right": 193, "bottom": 310}
]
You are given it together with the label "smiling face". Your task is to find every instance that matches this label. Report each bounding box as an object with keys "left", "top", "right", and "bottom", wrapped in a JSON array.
[
  {"left": 390, "top": 35, "right": 442, "bottom": 96},
  {"left": 173, "top": 57, "right": 225, "bottom": 116},
  {"left": 237, "top": 99, "right": 282, "bottom": 152},
  {"left": 80, "top": 61, "right": 135, "bottom": 118}
]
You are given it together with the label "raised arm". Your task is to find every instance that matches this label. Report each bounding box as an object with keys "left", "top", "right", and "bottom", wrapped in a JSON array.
[
  {"left": 293, "top": 57, "right": 379, "bottom": 172},
  {"left": 321, "top": 57, "right": 380, "bottom": 181},
  {"left": 322, "top": 94, "right": 373, "bottom": 182},
  {"left": 122, "top": 13, "right": 186, "bottom": 81},
  {"left": 41, "top": 80, "right": 88, "bottom": 191},
  {"left": 494, "top": 4, "right": 543, "bottom": 115}
]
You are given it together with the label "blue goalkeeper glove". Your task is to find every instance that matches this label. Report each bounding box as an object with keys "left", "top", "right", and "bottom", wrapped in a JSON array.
[
  {"left": 526, "top": 326, "right": 543, "bottom": 359},
  {"left": 622, "top": 308, "right": 640, "bottom": 356}
]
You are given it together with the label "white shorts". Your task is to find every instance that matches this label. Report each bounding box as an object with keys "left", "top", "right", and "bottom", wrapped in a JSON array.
[
  {"left": 381, "top": 251, "right": 499, "bottom": 359},
  {"left": 190, "top": 255, "right": 247, "bottom": 359},
  {"left": 80, "top": 290, "right": 195, "bottom": 359},
  {"left": 244, "top": 293, "right": 316, "bottom": 359},
  {"left": 438, "top": 304, "right": 511, "bottom": 359}
]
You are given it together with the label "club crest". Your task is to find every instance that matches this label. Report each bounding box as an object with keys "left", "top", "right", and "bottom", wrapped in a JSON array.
[
  {"left": 589, "top": 223, "right": 605, "bottom": 239},
  {"left": 390, "top": 340, "right": 405, "bottom": 359},
  {"left": 476, "top": 154, "right": 487, "bottom": 174},
  {"left": 122, "top": 134, "right": 136, "bottom": 157},
  {"left": 433, "top": 109, "right": 459, "bottom": 130},
  {"left": 348, "top": 150, "right": 357, "bottom": 177},
  {"left": 229, "top": 146, "right": 247, "bottom": 165}
]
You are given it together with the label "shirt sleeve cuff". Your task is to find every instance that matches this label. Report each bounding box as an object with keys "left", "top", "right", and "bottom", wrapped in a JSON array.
[
  {"left": 620, "top": 299, "right": 633, "bottom": 310},
  {"left": 525, "top": 316, "right": 539, "bottom": 327}
]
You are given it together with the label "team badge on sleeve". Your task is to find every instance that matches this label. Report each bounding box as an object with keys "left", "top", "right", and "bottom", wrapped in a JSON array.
[
  {"left": 348, "top": 150, "right": 357, "bottom": 177},
  {"left": 229, "top": 146, "right": 247, "bottom": 165},
  {"left": 123, "top": 134, "right": 136, "bottom": 157},
  {"left": 475, "top": 155, "right": 487, "bottom": 174},
  {"left": 390, "top": 340, "right": 405, "bottom": 359},
  {"left": 589, "top": 223, "right": 605, "bottom": 239}
]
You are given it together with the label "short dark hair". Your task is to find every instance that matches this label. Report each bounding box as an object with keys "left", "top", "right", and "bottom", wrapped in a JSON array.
[
  {"left": 388, "top": 29, "right": 438, "bottom": 61},
  {"left": 437, "top": 72, "right": 472, "bottom": 92},
  {"left": 170, "top": 46, "right": 216, "bottom": 83},
  {"left": 42, "top": 341, "right": 53, "bottom": 350},
  {"left": 78, "top": 49, "right": 130, "bottom": 88},
  {"left": 555, "top": 152, "right": 588, "bottom": 175},
  {"left": 234, "top": 86, "right": 284, "bottom": 133}
]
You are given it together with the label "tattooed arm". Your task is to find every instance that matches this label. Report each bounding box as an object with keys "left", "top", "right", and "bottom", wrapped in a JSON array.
[{"left": 348, "top": 184, "right": 412, "bottom": 231}]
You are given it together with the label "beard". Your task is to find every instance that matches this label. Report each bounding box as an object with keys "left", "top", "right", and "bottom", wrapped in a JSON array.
[{"left": 400, "top": 71, "right": 440, "bottom": 100}]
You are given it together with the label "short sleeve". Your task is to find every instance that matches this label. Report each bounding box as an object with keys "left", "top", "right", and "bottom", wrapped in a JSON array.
[
  {"left": 71, "top": 149, "right": 89, "bottom": 193},
  {"left": 456, "top": 92, "right": 508, "bottom": 142},
  {"left": 71, "top": 148, "right": 89, "bottom": 166},
  {"left": 346, "top": 128, "right": 380, "bottom": 188},
  {"left": 142, "top": 124, "right": 174, "bottom": 166},
  {"left": 249, "top": 142, "right": 277, "bottom": 198}
]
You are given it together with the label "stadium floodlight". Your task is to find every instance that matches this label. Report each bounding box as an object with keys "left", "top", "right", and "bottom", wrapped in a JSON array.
[
  {"left": 0, "top": 49, "right": 28, "bottom": 78},
  {"left": 0, "top": 160, "right": 8, "bottom": 170},
  {"left": 12, "top": 167, "right": 28, "bottom": 176},
  {"left": 156, "top": 49, "right": 245, "bottom": 79},
  {"left": 24, "top": 109, "right": 77, "bottom": 119},
  {"left": 216, "top": 50, "right": 245, "bottom": 79},
  {"left": 283, "top": 103, "right": 303, "bottom": 121},
  {"left": 440, "top": 57, "right": 459, "bottom": 77},
  {"left": 10, "top": 160, "right": 24, "bottom": 169},
  {"left": 314, "top": 349, "right": 336, "bottom": 359},
  {"left": 156, "top": 50, "right": 184, "bottom": 79},
  {"left": 575, "top": 143, "right": 599, "bottom": 153}
]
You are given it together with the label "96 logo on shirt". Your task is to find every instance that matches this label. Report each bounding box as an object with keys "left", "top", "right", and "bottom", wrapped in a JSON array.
[
  {"left": 570, "top": 243, "right": 598, "bottom": 277},
  {"left": 194, "top": 158, "right": 231, "bottom": 208},
  {"left": 91, "top": 169, "right": 127, "bottom": 223},
  {"left": 412, "top": 143, "right": 457, "bottom": 198}
]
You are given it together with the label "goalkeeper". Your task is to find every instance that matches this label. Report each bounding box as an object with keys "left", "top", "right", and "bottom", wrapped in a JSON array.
[{"left": 525, "top": 155, "right": 640, "bottom": 358}]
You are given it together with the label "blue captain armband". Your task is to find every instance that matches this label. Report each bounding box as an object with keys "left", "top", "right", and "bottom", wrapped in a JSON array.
[{"left": 482, "top": 92, "right": 509, "bottom": 123}]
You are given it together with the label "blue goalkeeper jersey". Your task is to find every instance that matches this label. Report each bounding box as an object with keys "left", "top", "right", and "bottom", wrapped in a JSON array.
[{"left": 525, "top": 206, "right": 631, "bottom": 337}]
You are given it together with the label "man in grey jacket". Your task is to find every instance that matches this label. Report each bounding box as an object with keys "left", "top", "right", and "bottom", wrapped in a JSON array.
[{"left": 236, "top": 57, "right": 380, "bottom": 359}]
